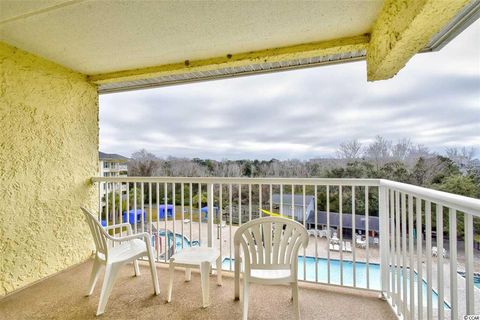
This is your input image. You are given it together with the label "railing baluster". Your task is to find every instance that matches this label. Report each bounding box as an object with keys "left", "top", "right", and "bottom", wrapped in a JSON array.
[
  {"left": 408, "top": 194, "right": 414, "bottom": 320},
  {"left": 219, "top": 184, "right": 223, "bottom": 265},
  {"left": 172, "top": 183, "right": 176, "bottom": 253},
  {"left": 367, "top": 186, "right": 371, "bottom": 290},
  {"left": 269, "top": 184, "right": 273, "bottom": 213},
  {"left": 149, "top": 182, "right": 152, "bottom": 249},
  {"left": 126, "top": 182, "right": 130, "bottom": 234},
  {"left": 181, "top": 183, "right": 184, "bottom": 249},
  {"left": 302, "top": 184, "right": 306, "bottom": 281},
  {"left": 248, "top": 184, "right": 252, "bottom": 222},
  {"left": 402, "top": 192, "right": 407, "bottom": 318},
  {"left": 164, "top": 182, "right": 168, "bottom": 262},
  {"left": 339, "top": 185, "right": 343, "bottom": 286},
  {"left": 395, "top": 190, "right": 401, "bottom": 315},
  {"left": 156, "top": 182, "right": 160, "bottom": 261},
  {"left": 416, "top": 197, "right": 423, "bottom": 320},
  {"left": 449, "top": 208, "right": 457, "bottom": 320},
  {"left": 327, "top": 185, "right": 331, "bottom": 284},
  {"left": 189, "top": 183, "right": 192, "bottom": 245},
  {"left": 464, "top": 213, "right": 474, "bottom": 315},
  {"left": 314, "top": 185, "right": 318, "bottom": 283},
  {"left": 106, "top": 182, "right": 109, "bottom": 229},
  {"left": 207, "top": 183, "right": 213, "bottom": 248},
  {"left": 380, "top": 186, "right": 389, "bottom": 297},
  {"left": 141, "top": 182, "right": 144, "bottom": 233},
  {"left": 291, "top": 184, "right": 294, "bottom": 220},
  {"left": 389, "top": 189, "right": 395, "bottom": 302},
  {"left": 229, "top": 184, "right": 233, "bottom": 271},
  {"left": 425, "top": 201, "right": 432, "bottom": 320},
  {"left": 436, "top": 204, "right": 444, "bottom": 320},
  {"left": 133, "top": 182, "right": 137, "bottom": 234},
  {"left": 198, "top": 183, "right": 202, "bottom": 247},
  {"left": 238, "top": 184, "right": 242, "bottom": 227},
  {"left": 119, "top": 182, "right": 122, "bottom": 235},
  {"left": 280, "top": 184, "right": 283, "bottom": 216},
  {"left": 112, "top": 182, "right": 115, "bottom": 236},
  {"left": 352, "top": 186, "right": 356, "bottom": 288},
  {"left": 259, "top": 184, "right": 262, "bottom": 218}
]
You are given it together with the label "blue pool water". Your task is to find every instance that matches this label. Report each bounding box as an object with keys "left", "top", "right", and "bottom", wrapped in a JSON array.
[
  {"left": 157, "top": 230, "right": 199, "bottom": 250},
  {"left": 222, "top": 256, "right": 450, "bottom": 309},
  {"left": 458, "top": 271, "right": 480, "bottom": 289}
]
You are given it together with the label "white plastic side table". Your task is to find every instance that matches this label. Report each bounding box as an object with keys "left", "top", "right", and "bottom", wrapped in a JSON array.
[{"left": 167, "top": 247, "right": 222, "bottom": 308}]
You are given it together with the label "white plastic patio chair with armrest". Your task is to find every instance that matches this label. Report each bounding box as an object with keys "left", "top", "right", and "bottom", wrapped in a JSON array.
[
  {"left": 81, "top": 207, "right": 160, "bottom": 316},
  {"left": 234, "top": 216, "right": 309, "bottom": 320}
]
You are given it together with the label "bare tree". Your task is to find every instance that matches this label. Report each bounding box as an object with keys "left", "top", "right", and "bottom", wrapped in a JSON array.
[
  {"left": 445, "top": 146, "right": 477, "bottom": 169},
  {"left": 364, "top": 135, "right": 392, "bottom": 170},
  {"left": 337, "top": 139, "right": 363, "bottom": 160},
  {"left": 391, "top": 138, "right": 412, "bottom": 162},
  {"left": 128, "top": 149, "right": 160, "bottom": 176}
]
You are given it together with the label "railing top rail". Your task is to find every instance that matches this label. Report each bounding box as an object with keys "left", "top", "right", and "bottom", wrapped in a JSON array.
[
  {"left": 92, "top": 176, "right": 381, "bottom": 186},
  {"left": 380, "top": 179, "right": 480, "bottom": 217}
]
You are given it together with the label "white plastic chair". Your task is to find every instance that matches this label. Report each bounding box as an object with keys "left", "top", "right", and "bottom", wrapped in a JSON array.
[
  {"left": 81, "top": 207, "right": 160, "bottom": 315},
  {"left": 234, "top": 217, "right": 308, "bottom": 320}
]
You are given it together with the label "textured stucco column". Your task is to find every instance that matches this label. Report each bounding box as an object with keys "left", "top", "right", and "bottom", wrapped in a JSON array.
[{"left": 0, "top": 42, "right": 98, "bottom": 296}]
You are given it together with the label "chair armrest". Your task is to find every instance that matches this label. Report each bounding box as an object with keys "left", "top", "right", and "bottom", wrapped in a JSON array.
[
  {"left": 104, "top": 223, "right": 133, "bottom": 235},
  {"left": 108, "top": 232, "right": 151, "bottom": 245}
]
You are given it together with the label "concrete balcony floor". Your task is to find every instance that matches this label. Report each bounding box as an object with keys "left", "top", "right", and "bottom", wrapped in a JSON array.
[{"left": 0, "top": 259, "right": 396, "bottom": 320}]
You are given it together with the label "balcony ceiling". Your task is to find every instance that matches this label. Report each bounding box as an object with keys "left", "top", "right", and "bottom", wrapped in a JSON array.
[{"left": 0, "top": 0, "right": 478, "bottom": 92}]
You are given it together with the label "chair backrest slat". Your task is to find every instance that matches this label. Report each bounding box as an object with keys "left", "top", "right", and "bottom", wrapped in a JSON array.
[
  {"left": 272, "top": 224, "right": 283, "bottom": 264},
  {"left": 263, "top": 222, "right": 272, "bottom": 265},
  {"left": 81, "top": 207, "right": 109, "bottom": 257},
  {"left": 234, "top": 217, "right": 308, "bottom": 272}
]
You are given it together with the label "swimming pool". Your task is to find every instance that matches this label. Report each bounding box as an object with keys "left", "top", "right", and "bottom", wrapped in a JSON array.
[
  {"left": 157, "top": 230, "right": 200, "bottom": 250},
  {"left": 222, "top": 256, "right": 450, "bottom": 309},
  {"left": 457, "top": 271, "right": 480, "bottom": 289}
]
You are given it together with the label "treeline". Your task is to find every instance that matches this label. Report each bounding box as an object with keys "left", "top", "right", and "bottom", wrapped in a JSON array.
[{"left": 128, "top": 136, "right": 480, "bottom": 199}]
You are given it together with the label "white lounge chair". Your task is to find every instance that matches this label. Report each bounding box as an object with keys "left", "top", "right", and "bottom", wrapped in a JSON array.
[
  {"left": 355, "top": 235, "right": 367, "bottom": 248},
  {"left": 345, "top": 241, "right": 352, "bottom": 252},
  {"left": 329, "top": 243, "right": 340, "bottom": 251},
  {"left": 234, "top": 217, "right": 308, "bottom": 320},
  {"left": 329, "top": 241, "right": 352, "bottom": 253},
  {"left": 432, "top": 246, "right": 447, "bottom": 257},
  {"left": 318, "top": 230, "right": 327, "bottom": 238},
  {"left": 81, "top": 207, "right": 160, "bottom": 315}
]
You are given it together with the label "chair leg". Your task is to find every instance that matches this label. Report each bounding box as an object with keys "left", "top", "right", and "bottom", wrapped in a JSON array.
[
  {"left": 216, "top": 256, "right": 222, "bottom": 286},
  {"left": 200, "top": 261, "right": 210, "bottom": 308},
  {"left": 133, "top": 259, "right": 140, "bottom": 276},
  {"left": 86, "top": 256, "right": 102, "bottom": 296},
  {"left": 148, "top": 250, "right": 160, "bottom": 295},
  {"left": 167, "top": 261, "right": 175, "bottom": 302},
  {"left": 292, "top": 282, "right": 300, "bottom": 320},
  {"left": 96, "top": 262, "right": 122, "bottom": 316},
  {"left": 185, "top": 268, "right": 191, "bottom": 282},
  {"left": 242, "top": 279, "right": 249, "bottom": 320}
]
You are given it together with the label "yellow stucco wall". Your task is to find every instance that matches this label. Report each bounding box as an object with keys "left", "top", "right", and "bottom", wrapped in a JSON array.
[{"left": 0, "top": 42, "right": 98, "bottom": 296}]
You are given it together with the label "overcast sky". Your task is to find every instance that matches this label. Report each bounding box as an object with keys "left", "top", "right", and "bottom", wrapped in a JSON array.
[{"left": 100, "top": 21, "right": 480, "bottom": 160}]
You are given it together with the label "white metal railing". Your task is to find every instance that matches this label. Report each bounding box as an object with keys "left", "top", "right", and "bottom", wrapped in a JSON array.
[{"left": 91, "top": 176, "right": 480, "bottom": 319}]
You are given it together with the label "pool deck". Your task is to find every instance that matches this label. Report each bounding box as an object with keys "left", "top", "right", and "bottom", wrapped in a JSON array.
[{"left": 0, "top": 259, "right": 397, "bottom": 320}]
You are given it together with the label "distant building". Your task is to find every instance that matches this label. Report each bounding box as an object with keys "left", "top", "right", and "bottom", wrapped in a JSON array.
[
  {"left": 99, "top": 151, "right": 129, "bottom": 200},
  {"left": 306, "top": 211, "right": 379, "bottom": 237},
  {"left": 271, "top": 194, "right": 315, "bottom": 222}
]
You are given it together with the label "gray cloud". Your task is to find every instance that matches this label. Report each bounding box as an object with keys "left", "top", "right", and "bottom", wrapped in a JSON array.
[{"left": 100, "top": 22, "right": 480, "bottom": 160}]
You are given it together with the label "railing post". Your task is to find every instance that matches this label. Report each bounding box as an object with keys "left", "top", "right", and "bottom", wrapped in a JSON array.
[
  {"left": 207, "top": 183, "right": 214, "bottom": 248},
  {"left": 379, "top": 185, "right": 389, "bottom": 299}
]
